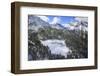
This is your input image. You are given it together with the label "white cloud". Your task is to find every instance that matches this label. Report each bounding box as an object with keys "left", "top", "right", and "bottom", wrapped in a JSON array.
[
  {"left": 75, "top": 17, "right": 88, "bottom": 22},
  {"left": 51, "top": 17, "right": 60, "bottom": 24},
  {"left": 38, "top": 16, "right": 49, "bottom": 22}
]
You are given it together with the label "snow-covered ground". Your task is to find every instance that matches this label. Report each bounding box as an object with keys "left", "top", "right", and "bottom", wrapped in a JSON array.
[{"left": 41, "top": 39, "right": 71, "bottom": 58}]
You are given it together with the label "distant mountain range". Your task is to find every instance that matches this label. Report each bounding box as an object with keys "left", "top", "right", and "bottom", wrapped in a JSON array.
[{"left": 28, "top": 15, "right": 88, "bottom": 32}]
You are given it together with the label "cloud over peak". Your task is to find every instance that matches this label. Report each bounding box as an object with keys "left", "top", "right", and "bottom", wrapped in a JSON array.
[
  {"left": 38, "top": 16, "right": 49, "bottom": 22},
  {"left": 51, "top": 17, "right": 61, "bottom": 24},
  {"left": 75, "top": 17, "right": 88, "bottom": 22}
]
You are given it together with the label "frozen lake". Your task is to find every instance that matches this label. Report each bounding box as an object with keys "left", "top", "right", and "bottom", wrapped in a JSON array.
[{"left": 41, "top": 39, "right": 71, "bottom": 58}]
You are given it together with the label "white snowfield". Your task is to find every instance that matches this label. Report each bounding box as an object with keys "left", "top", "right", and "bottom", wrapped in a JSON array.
[{"left": 41, "top": 39, "right": 72, "bottom": 58}]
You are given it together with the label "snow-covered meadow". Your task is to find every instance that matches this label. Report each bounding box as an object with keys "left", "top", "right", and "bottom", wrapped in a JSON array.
[{"left": 41, "top": 39, "right": 71, "bottom": 58}]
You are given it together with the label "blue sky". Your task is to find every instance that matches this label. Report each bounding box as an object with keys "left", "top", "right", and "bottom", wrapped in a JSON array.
[
  {"left": 38, "top": 16, "right": 79, "bottom": 24},
  {"left": 38, "top": 15, "right": 77, "bottom": 25},
  {"left": 48, "top": 16, "right": 76, "bottom": 24},
  {"left": 37, "top": 15, "right": 88, "bottom": 28}
]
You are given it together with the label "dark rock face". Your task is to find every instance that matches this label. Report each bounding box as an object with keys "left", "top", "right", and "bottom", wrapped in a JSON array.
[{"left": 28, "top": 15, "right": 88, "bottom": 61}]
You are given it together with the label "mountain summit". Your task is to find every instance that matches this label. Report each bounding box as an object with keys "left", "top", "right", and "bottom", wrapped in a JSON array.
[{"left": 28, "top": 15, "right": 88, "bottom": 32}]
